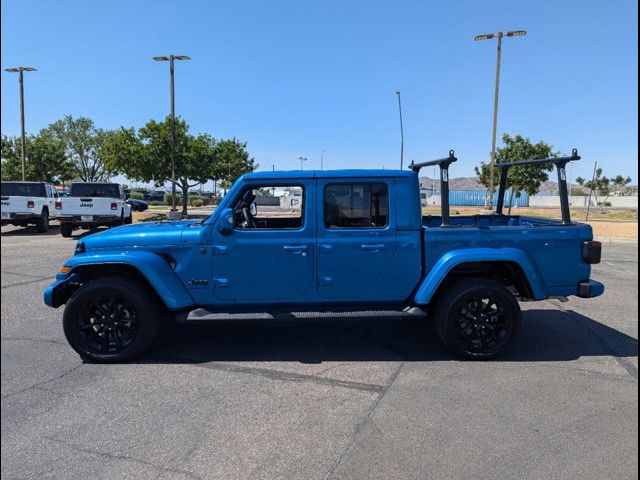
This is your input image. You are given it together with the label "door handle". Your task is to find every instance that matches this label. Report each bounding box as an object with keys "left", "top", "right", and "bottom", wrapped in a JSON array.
[
  {"left": 360, "top": 243, "right": 385, "bottom": 252},
  {"left": 318, "top": 244, "right": 333, "bottom": 254},
  {"left": 283, "top": 244, "right": 308, "bottom": 254}
]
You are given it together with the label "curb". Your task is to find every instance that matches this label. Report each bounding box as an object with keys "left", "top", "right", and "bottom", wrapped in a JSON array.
[{"left": 594, "top": 236, "right": 638, "bottom": 245}]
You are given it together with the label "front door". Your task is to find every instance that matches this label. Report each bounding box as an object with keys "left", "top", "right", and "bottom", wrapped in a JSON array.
[
  {"left": 211, "top": 182, "right": 315, "bottom": 303},
  {"left": 316, "top": 179, "right": 402, "bottom": 302}
]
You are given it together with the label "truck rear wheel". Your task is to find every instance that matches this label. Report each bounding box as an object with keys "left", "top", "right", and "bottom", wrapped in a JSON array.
[
  {"left": 434, "top": 278, "right": 520, "bottom": 360},
  {"left": 60, "top": 222, "right": 74, "bottom": 237},
  {"left": 63, "top": 276, "right": 161, "bottom": 362},
  {"left": 35, "top": 209, "right": 49, "bottom": 233}
]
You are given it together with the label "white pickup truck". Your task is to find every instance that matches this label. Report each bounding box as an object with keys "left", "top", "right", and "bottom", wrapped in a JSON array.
[
  {"left": 1, "top": 181, "right": 58, "bottom": 233},
  {"left": 56, "top": 182, "right": 132, "bottom": 237}
]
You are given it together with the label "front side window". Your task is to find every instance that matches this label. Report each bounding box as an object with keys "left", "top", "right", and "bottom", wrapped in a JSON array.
[
  {"left": 234, "top": 185, "right": 304, "bottom": 229},
  {"left": 324, "top": 183, "right": 389, "bottom": 228}
]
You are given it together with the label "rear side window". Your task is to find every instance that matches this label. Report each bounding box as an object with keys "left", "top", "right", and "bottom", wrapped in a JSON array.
[
  {"left": 70, "top": 184, "right": 120, "bottom": 198},
  {"left": 1, "top": 182, "right": 45, "bottom": 197},
  {"left": 324, "top": 183, "right": 389, "bottom": 228}
]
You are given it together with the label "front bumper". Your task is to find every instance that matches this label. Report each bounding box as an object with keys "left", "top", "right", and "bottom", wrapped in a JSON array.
[
  {"left": 577, "top": 280, "right": 605, "bottom": 298},
  {"left": 43, "top": 273, "right": 78, "bottom": 308}
]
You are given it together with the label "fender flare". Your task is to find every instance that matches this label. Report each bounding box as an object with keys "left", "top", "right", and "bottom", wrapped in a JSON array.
[
  {"left": 58, "top": 250, "right": 194, "bottom": 310},
  {"left": 413, "top": 247, "right": 546, "bottom": 304}
]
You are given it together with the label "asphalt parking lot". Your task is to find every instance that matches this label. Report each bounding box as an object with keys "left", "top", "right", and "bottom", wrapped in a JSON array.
[{"left": 1, "top": 224, "right": 638, "bottom": 480}]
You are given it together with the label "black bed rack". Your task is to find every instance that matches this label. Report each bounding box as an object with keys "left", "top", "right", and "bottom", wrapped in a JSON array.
[
  {"left": 409, "top": 150, "right": 457, "bottom": 226},
  {"left": 409, "top": 148, "right": 581, "bottom": 227},
  {"left": 495, "top": 148, "right": 581, "bottom": 225}
]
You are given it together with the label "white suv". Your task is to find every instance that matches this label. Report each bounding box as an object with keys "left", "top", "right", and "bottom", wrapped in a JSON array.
[{"left": 1, "top": 181, "right": 58, "bottom": 233}]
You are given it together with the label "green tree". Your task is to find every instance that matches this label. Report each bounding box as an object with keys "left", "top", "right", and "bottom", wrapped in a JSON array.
[
  {"left": 45, "top": 115, "right": 114, "bottom": 182},
  {"left": 1, "top": 135, "right": 21, "bottom": 180},
  {"left": 213, "top": 138, "right": 258, "bottom": 194},
  {"left": 102, "top": 117, "right": 253, "bottom": 215},
  {"left": 576, "top": 170, "right": 632, "bottom": 207},
  {"left": 475, "top": 134, "right": 557, "bottom": 200},
  {"left": 1, "top": 132, "right": 74, "bottom": 183}
]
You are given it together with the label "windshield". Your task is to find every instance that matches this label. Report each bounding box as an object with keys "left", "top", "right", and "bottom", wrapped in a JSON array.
[
  {"left": 1, "top": 182, "right": 45, "bottom": 197},
  {"left": 70, "top": 183, "right": 120, "bottom": 198}
]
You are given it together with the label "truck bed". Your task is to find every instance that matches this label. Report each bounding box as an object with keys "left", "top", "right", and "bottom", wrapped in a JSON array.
[{"left": 421, "top": 214, "right": 594, "bottom": 298}]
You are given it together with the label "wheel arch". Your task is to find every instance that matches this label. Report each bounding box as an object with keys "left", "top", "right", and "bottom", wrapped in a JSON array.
[
  {"left": 413, "top": 248, "right": 546, "bottom": 305},
  {"left": 53, "top": 252, "right": 195, "bottom": 310}
]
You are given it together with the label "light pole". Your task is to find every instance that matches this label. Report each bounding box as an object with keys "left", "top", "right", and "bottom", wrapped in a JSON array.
[
  {"left": 395, "top": 91, "right": 404, "bottom": 169},
  {"left": 298, "top": 156, "right": 307, "bottom": 170},
  {"left": 475, "top": 30, "right": 526, "bottom": 210},
  {"left": 5, "top": 66, "right": 37, "bottom": 181},
  {"left": 153, "top": 54, "right": 190, "bottom": 217}
]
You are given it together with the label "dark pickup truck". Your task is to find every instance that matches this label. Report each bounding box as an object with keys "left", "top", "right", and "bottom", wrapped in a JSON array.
[{"left": 44, "top": 149, "right": 603, "bottom": 362}]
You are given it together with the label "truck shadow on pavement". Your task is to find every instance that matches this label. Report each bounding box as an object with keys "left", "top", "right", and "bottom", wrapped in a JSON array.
[
  {"left": 144, "top": 309, "right": 638, "bottom": 365},
  {"left": 0, "top": 225, "right": 60, "bottom": 236}
]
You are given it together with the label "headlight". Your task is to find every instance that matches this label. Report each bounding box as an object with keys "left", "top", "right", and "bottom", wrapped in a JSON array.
[{"left": 74, "top": 241, "right": 85, "bottom": 255}]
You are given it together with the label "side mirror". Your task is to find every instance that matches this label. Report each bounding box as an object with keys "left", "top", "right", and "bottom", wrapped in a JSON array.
[{"left": 218, "top": 207, "right": 234, "bottom": 235}]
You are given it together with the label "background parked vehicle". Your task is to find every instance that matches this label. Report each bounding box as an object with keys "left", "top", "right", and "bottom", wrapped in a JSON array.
[
  {"left": 56, "top": 182, "right": 132, "bottom": 237},
  {"left": 126, "top": 198, "right": 148, "bottom": 212},
  {"left": 1, "top": 181, "right": 57, "bottom": 232}
]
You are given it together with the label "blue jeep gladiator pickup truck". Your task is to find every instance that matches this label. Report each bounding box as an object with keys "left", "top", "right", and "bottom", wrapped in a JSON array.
[{"left": 44, "top": 149, "right": 603, "bottom": 362}]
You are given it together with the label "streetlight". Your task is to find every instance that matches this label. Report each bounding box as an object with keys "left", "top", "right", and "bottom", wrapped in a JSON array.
[
  {"left": 475, "top": 30, "right": 526, "bottom": 210},
  {"left": 153, "top": 54, "right": 190, "bottom": 217},
  {"left": 395, "top": 91, "right": 404, "bottom": 169},
  {"left": 298, "top": 156, "right": 307, "bottom": 170},
  {"left": 5, "top": 66, "right": 37, "bottom": 181}
]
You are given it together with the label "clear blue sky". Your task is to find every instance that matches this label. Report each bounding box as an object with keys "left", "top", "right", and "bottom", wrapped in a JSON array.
[{"left": 1, "top": 0, "right": 638, "bottom": 183}]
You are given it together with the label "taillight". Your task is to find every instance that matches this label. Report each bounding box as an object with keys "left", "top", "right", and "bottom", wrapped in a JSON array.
[
  {"left": 110, "top": 202, "right": 117, "bottom": 210},
  {"left": 582, "top": 241, "right": 602, "bottom": 264},
  {"left": 27, "top": 200, "right": 35, "bottom": 208},
  {"left": 55, "top": 201, "right": 62, "bottom": 210}
]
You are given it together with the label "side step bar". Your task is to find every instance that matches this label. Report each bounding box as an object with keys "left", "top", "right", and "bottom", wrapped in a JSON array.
[{"left": 177, "top": 307, "right": 427, "bottom": 323}]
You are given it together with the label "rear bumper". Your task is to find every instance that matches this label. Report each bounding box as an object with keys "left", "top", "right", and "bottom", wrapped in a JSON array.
[
  {"left": 577, "top": 280, "right": 605, "bottom": 298},
  {"left": 56, "top": 215, "right": 120, "bottom": 226},
  {"left": 1, "top": 212, "right": 39, "bottom": 224}
]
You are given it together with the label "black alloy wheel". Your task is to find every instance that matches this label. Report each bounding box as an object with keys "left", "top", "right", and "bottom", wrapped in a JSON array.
[
  {"left": 434, "top": 278, "right": 521, "bottom": 360},
  {"left": 76, "top": 294, "right": 139, "bottom": 353},
  {"left": 63, "top": 276, "right": 161, "bottom": 362}
]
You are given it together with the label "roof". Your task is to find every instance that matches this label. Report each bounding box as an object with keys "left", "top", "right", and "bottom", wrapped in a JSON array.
[{"left": 244, "top": 169, "right": 415, "bottom": 181}]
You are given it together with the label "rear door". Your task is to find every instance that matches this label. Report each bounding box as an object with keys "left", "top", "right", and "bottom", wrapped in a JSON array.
[{"left": 316, "top": 179, "right": 404, "bottom": 302}]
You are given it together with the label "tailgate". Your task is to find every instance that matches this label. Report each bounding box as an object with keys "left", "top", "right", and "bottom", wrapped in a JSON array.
[
  {"left": 1, "top": 196, "right": 37, "bottom": 215},
  {"left": 59, "top": 197, "right": 117, "bottom": 216}
]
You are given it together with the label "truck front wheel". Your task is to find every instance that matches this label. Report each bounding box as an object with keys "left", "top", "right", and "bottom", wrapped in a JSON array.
[
  {"left": 434, "top": 278, "right": 521, "bottom": 360},
  {"left": 63, "top": 276, "right": 161, "bottom": 362}
]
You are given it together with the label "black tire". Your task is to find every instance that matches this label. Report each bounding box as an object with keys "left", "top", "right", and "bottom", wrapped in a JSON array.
[
  {"left": 434, "top": 278, "right": 521, "bottom": 360},
  {"left": 60, "top": 222, "right": 74, "bottom": 238},
  {"left": 63, "top": 276, "right": 162, "bottom": 362},
  {"left": 125, "top": 212, "right": 133, "bottom": 224},
  {"left": 35, "top": 209, "right": 49, "bottom": 233}
]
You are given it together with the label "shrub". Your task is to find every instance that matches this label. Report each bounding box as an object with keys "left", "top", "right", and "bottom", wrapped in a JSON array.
[
  {"left": 129, "top": 191, "right": 145, "bottom": 200},
  {"left": 190, "top": 197, "right": 204, "bottom": 207},
  {"left": 164, "top": 192, "right": 181, "bottom": 206}
]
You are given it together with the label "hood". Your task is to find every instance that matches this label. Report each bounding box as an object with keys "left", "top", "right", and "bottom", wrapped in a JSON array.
[{"left": 81, "top": 220, "right": 201, "bottom": 249}]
